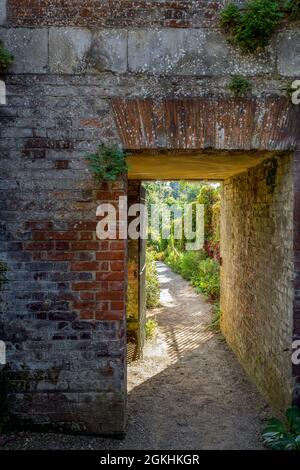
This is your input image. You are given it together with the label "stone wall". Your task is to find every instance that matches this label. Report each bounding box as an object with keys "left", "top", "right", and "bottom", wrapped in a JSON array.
[{"left": 221, "top": 154, "right": 294, "bottom": 410}]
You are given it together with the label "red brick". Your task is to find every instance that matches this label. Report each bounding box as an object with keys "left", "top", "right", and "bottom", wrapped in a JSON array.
[
  {"left": 108, "top": 281, "right": 124, "bottom": 291},
  {"left": 111, "top": 301, "right": 124, "bottom": 311},
  {"left": 80, "top": 292, "right": 95, "bottom": 300},
  {"left": 95, "top": 311, "right": 123, "bottom": 321},
  {"left": 69, "top": 221, "right": 97, "bottom": 231},
  {"left": 96, "top": 272, "right": 124, "bottom": 281},
  {"left": 25, "top": 241, "right": 54, "bottom": 251},
  {"left": 47, "top": 252, "right": 74, "bottom": 261},
  {"left": 110, "top": 261, "right": 125, "bottom": 271},
  {"left": 72, "top": 282, "right": 100, "bottom": 291},
  {"left": 80, "top": 310, "right": 95, "bottom": 320},
  {"left": 110, "top": 241, "right": 126, "bottom": 250},
  {"left": 56, "top": 241, "right": 70, "bottom": 250},
  {"left": 48, "top": 231, "right": 78, "bottom": 240},
  {"left": 71, "top": 261, "right": 99, "bottom": 271},
  {"left": 96, "top": 191, "right": 124, "bottom": 200},
  {"left": 73, "top": 301, "right": 99, "bottom": 309},
  {"left": 95, "top": 291, "right": 123, "bottom": 300},
  {"left": 80, "top": 232, "right": 93, "bottom": 240},
  {"left": 71, "top": 241, "right": 100, "bottom": 250},
  {"left": 33, "top": 231, "right": 49, "bottom": 241},
  {"left": 96, "top": 251, "right": 124, "bottom": 260}
]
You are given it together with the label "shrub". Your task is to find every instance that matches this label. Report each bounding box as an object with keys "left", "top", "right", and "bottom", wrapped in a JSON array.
[
  {"left": 220, "top": 3, "right": 242, "bottom": 30},
  {"left": 220, "top": 0, "right": 283, "bottom": 53},
  {"left": 262, "top": 406, "right": 300, "bottom": 450},
  {"left": 146, "top": 250, "right": 160, "bottom": 308},
  {"left": 192, "top": 258, "right": 220, "bottom": 300},
  {"left": 0, "top": 41, "right": 14, "bottom": 73},
  {"left": 145, "top": 318, "right": 158, "bottom": 339},
  {"left": 229, "top": 75, "right": 252, "bottom": 97},
  {"left": 179, "top": 250, "right": 207, "bottom": 281},
  {"left": 86, "top": 143, "right": 127, "bottom": 182}
]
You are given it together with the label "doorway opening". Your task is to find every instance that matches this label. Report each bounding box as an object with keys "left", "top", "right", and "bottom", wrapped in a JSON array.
[{"left": 123, "top": 148, "right": 294, "bottom": 447}]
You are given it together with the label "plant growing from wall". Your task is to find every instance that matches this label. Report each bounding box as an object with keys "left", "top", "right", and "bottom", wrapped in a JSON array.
[
  {"left": 220, "top": 0, "right": 283, "bottom": 53},
  {"left": 262, "top": 406, "right": 300, "bottom": 449},
  {"left": 86, "top": 143, "right": 128, "bottom": 182},
  {"left": 229, "top": 75, "right": 252, "bottom": 97},
  {"left": 284, "top": 0, "right": 300, "bottom": 20},
  {"left": 0, "top": 41, "right": 14, "bottom": 73}
]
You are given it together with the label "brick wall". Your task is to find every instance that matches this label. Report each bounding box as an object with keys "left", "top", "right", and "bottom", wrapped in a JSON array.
[
  {"left": 221, "top": 154, "right": 294, "bottom": 411},
  {"left": 293, "top": 145, "right": 300, "bottom": 407},
  {"left": 7, "top": 0, "right": 223, "bottom": 28},
  {"left": 0, "top": 72, "right": 128, "bottom": 434}
]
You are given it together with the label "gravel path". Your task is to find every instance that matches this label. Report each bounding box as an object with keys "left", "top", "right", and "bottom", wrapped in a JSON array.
[{"left": 2, "top": 262, "right": 270, "bottom": 450}]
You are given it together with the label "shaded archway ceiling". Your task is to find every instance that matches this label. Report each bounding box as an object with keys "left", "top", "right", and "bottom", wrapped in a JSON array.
[{"left": 126, "top": 150, "right": 282, "bottom": 181}]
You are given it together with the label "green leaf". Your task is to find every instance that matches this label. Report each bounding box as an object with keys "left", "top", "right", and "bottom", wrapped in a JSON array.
[{"left": 286, "top": 406, "right": 300, "bottom": 433}]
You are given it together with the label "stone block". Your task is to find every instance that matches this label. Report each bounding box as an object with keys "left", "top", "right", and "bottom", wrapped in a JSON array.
[
  {"left": 49, "top": 28, "right": 92, "bottom": 74},
  {"left": 128, "top": 29, "right": 275, "bottom": 76},
  {"left": 86, "top": 30, "right": 127, "bottom": 74},
  {"left": 278, "top": 31, "right": 300, "bottom": 77},
  {"left": 0, "top": 28, "right": 48, "bottom": 74},
  {"left": 0, "top": 0, "right": 6, "bottom": 26},
  {"left": 49, "top": 28, "right": 127, "bottom": 74}
]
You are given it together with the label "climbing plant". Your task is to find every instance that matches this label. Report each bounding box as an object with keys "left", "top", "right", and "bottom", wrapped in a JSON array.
[
  {"left": 86, "top": 143, "right": 128, "bottom": 182},
  {"left": 220, "top": 0, "right": 283, "bottom": 53},
  {"left": 0, "top": 41, "right": 13, "bottom": 73},
  {"left": 229, "top": 75, "right": 252, "bottom": 97}
]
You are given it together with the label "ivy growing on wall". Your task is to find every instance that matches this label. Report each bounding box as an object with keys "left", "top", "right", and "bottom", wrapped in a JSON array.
[
  {"left": 220, "top": 0, "right": 299, "bottom": 54},
  {"left": 0, "top": 41, "right": 13, "bottom": 73},
  {"left": 86, "top": 144, "right": 128, "bottom": 182}
]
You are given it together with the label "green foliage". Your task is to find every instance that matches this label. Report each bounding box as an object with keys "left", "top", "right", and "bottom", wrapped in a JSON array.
[
  {"left": 192, "top": 258, "right": 220, "bottom": 300},
  {"left": 0, "top": 41, "right": 14, "bottom": 73},
  {"left": 209, "top": 302, "right": 221, "bottom": 332},
  {"left": 220, "top": 3, "right": 242, "bottom": 30},
  {"left": 145, "top": 318, "right": 158, "bottom": 339},
  {"left": 262, "top": 406, "right": 300, "bottom": 450},
  {"left": 164, "top": 247, "right": 182, "bottom": 274},
  {"left": 284, "top": 0, "right": 300, "bottom": 20},
  {"left": 179, "top": 250, "right": 207, "bottom": 281},
  {"left": 86, "top": 144, "right": 127, "bottom": 182},
  {"left": 229, "top": 75, "right": 252, "bottom": 97},
  {"left": 146, "top": 249, "right": 160, "bottom": 309},
  {"left": 197, "top": 185, "right": 220, "bottom": 243},
  {"left": 220, "top": 1, "right": 283, "bottom": 53}
]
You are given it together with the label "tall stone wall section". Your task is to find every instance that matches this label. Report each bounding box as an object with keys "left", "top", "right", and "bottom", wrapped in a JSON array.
[{"left": 221, "top": 154, "right": 294, "bottom": 410}]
